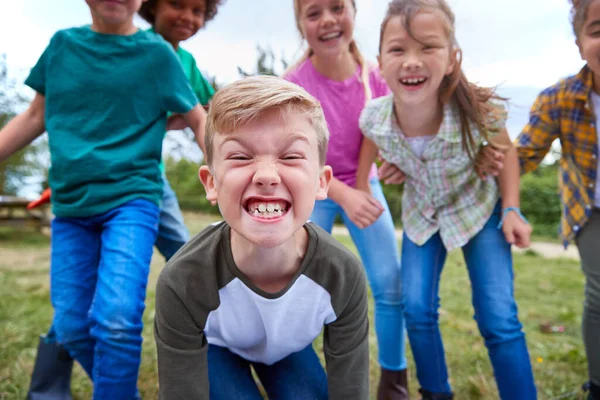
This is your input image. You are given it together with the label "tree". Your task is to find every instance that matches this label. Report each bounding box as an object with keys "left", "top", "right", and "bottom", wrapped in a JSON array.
[
  {"left": 0, "top": 54, "right": 48, "bottom": 195},
  {"left": 237, "top": 45, "right": 289, "bottom": 78}
]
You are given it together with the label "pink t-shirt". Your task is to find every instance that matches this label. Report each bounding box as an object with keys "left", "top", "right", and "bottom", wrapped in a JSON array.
[{"left": 285, "top": 59, "right": 390, "bottom": 187}]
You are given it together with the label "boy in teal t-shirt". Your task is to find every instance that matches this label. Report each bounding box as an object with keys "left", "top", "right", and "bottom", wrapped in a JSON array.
[
  {"left": 25, "top": 1, "right": 222, "bottom": 398},
  {"left": 0, "top": 0, "right": 207, "bottom": 398}
]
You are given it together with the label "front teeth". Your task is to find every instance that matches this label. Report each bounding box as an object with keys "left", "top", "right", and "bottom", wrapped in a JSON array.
[
  {"left": 401, "top": 77, "right": 426, "bottom": 84},
  {"left": 250, "top": 202, "right": 286, "bottom": 219},
  {"left": 321, "top": 32, "right": 341, "bottom": 40}
]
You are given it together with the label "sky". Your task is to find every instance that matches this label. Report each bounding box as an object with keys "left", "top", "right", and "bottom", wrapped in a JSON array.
[{"left": 0, "top": 0, "right": 586, "bottom": 137}]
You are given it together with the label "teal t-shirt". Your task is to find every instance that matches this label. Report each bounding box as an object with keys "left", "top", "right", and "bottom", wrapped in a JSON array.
[
  {"left": 147, "top": 28, "right": 215, "bottom": 172},
  {"left": 25, "top": 26, "right": 199, "bottom": 218}
]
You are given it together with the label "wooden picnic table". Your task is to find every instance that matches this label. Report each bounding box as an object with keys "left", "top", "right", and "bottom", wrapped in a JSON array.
[{"left": 0, "top": 195, "right": 51, "bottom": 231}]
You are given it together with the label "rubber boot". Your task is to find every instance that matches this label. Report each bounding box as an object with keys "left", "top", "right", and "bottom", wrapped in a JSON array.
[
  {"left": 377, "top": 368, "right": 409, "bottom": 400},
  {"left": 27, "top": 333, "right": 73, "bottom": 400}
]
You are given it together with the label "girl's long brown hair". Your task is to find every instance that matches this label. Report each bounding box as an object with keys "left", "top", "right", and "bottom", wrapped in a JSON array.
[
  {"left": 380, "top": 0, "right": 509, "bottom": 158},
  {"left": 287, "top": 0, "right": 372, "bottom": 103}
]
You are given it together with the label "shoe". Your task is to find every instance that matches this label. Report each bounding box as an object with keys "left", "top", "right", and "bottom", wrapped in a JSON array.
[
  {"left": 27, "top": 334, "right": 73, "bottom": 400},
  {"left": 377, "top": 368, "right": 409, "bottom": 400},
  {"left": 419, "top": 388, "right": 454, "bottom": 400}
]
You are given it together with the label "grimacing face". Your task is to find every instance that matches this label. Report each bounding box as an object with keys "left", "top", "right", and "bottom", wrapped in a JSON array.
[{"left": 199, "top": 109, "right": 332, "bottom": 249}]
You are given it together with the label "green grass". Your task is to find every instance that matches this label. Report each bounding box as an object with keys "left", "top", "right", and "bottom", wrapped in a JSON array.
[{"left": 0, "top": 213, "right": 589, "bottom": 399}]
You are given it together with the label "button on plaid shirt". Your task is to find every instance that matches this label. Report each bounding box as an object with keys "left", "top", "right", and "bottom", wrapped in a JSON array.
[
  {"left": 516, "top": 65, "right": 599, "bottom": 247},
  {"left": 360, "top": 95, "right": 502, "bottom": 251}
]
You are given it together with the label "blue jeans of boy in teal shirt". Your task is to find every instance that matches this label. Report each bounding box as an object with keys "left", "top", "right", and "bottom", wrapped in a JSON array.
[{"left": 50, "top": 199, "right": 159, "bottom": 399}]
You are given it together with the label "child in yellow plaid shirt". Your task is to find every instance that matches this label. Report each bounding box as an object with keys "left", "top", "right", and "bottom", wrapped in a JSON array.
[
  {"left": 356, "top": 0, "right": 536, "bottom": 398},
  {"left": 480, "top": 1, "right": 600, "bottom": 398}
]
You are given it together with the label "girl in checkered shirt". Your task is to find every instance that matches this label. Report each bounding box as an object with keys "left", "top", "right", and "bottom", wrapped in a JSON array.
[{"left": 356, "top": 0, "right": 536, "bottom": 398}]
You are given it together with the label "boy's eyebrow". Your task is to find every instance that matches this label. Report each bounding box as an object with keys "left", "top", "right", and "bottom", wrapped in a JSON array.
[
  {"left": 218, "top": 131, "right": 312, "bottom": 147},
  {"left": 284, "top": 132, "right": 311, "bottom": 144}
]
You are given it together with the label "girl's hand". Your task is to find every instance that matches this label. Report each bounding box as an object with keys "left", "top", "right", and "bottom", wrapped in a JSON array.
[
  {"left": 166, "top": 114, "right": 188, "bottom": 131},
  {"left": 340, "top": 186, "right": 384, "bottom": 229},
  {"left": 475, "top": 144, "right": 505, "bottom": 179},
  {"left": 378, "top": 158, "right": 406, "bottom": 184},
  {"left": 354, "top": 180, "right": 371, "bottom": 194},
  {"left": 501, "top": 211, "right": 532, "bottom": 249}
]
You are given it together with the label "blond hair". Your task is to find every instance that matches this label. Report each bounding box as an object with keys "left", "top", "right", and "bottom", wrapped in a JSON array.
[
  {"left": 286, "top": 0, "right": 372, "bottom": 104},
  {"left": 205, "top": 75, "right": 330, "bottom": 166}
]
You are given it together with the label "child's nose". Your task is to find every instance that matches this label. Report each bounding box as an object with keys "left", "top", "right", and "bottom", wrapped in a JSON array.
[
  {"left": 321, "top": 10, "right": 336, "bottom": 26},
  {"left": 252, "top": 164, "right": 281, "bottom": 187},
  {"left": 402, "top": 55, "right": 423, "bottom": 70}
]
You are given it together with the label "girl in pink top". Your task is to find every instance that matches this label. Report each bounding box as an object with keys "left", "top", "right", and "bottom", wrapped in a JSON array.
[{"left": 284, "top": 1, "right": 408, "bottom": 397}]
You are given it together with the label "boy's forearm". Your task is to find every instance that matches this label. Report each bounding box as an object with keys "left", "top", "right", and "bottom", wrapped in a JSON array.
[
  {"left": 497, "top": 146, "right": 520, "bottom": 208},
  {"left": 184, "top": 105, "right": 207, "bottom": 155},
  {"left": 356, "top": 138, "right": 378, "bottom": 189},
  {"left": 0, "top": 94, "right": 45, "bottom": 162}
]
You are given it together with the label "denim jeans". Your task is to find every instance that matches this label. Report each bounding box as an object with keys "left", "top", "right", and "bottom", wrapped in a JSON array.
[
  {"left": 154, "top": 174, "right": 190, "bottom": 261},
  {"left": 310, "top": 178, "right": 406, "bottom": 371},
  {"left": 50, "top": 199, "right": 159, "bottom": 399},
  {"left": 401, "top": 202, "right": 536, "bottom": 399},
  {"left": 208, "top": 344, "right": 327, "bottom": 400}
]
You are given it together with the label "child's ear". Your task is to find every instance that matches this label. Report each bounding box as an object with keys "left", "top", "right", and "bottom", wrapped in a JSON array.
[
  {"left": 315, "top": 166, "right": 333, "bottom": 201},
  {"left": 199, "top": 166, "right": 218, "bottom": 203},
  {"left": 446, "top": 47, "right": 459, "bottom": 76}
]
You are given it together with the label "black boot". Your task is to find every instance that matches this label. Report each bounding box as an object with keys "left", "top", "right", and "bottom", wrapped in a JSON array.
[
  {"left": 585, "top": 381, "right": 600, "bottom": 400},
  {"left": 377, "top": 368, "right": 409, "bottom": 399},
  {"left": 419, "top": 388, "right": 454, "bottom": 400},
  {"left": 27, "top": 334, "right": 73, "bottom": 400}
]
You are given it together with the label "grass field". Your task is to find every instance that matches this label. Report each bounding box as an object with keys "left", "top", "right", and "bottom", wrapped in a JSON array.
[{"left": 0, "top": 212, "right": 589, "bottom": 399}]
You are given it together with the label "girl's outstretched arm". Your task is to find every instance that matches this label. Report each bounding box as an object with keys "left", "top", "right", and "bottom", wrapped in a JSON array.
[
  {"left": 496, "top": 128, "right": 532, "bottom": 248},
  {"left": 0, "top": 93, "right": 46, "bottom": 163},
  {"left": 355, "top": 137, "right": 379, "bottom": 193},
  {"left": 182, "top": 104, "right": 208, "bottom": 155}
]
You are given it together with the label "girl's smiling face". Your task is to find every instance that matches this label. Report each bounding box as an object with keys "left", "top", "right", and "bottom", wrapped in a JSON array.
[
  {"left": 297, "top": 0, "right": 356, "bottom": 58},
  {"left": 378, "top": 11, "right": 456, "bottom": 107}
]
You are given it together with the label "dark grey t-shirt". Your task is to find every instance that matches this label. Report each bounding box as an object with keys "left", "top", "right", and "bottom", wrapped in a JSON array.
[{"left": 154, "top": 221, "right": 369, "bottom": 399}]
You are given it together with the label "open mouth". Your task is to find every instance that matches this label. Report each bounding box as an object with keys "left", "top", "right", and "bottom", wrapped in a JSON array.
[
  {"left": 244, "top": 199, "right": 291, "bottom": 220},
  {"left": 319, "top": 31, "right": 343, "bottom": 42},
  {"left": 400, "top": 77, "right": 427, "bottom": 87}
]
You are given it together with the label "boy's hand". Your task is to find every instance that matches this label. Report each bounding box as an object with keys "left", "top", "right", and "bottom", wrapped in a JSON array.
[
  {"left": 341, "top": 186, "right": 384, "bottom": 229},
  {"left": 475, "top": 143, "right": 505, "bottom": 179},
  {"left": 378, "top": 157, "right": 406, "bottom": 184},
  {"left": 166, "top": 114, "right": 188, "bottom": 131},
  {"left": 501, "top": 211, "right": 532, "bottom": 249}
]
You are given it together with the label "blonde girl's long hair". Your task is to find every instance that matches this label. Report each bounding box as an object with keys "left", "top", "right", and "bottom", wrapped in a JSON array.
[
  {"left": 380, "top": 0, "right": 510, "bottom": 158},
  {"left": 286, "top": 0, "right": 372, "bottom": 103}
]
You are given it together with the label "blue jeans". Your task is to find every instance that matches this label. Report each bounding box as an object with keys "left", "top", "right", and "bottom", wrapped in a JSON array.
[
  {"left": 154, "top": 174, "right": 190, "bottom": 261},
  {"left": 402, "top": 203, "right": 536, "bottom": 399},
  {"left": 310, "top": 178, "right": 406, "bottom": 370},
  {"left": 50, "top": 199, "right": 159, "bottom": 399},
  {"left": 208, "top": 344, "right": 328, "bottom": 399}
]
